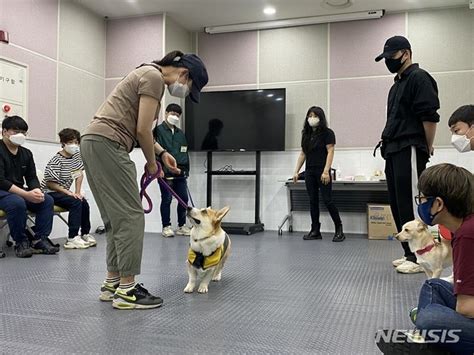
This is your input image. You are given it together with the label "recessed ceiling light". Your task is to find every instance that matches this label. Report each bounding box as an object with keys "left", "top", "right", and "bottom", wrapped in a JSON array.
[
  {"left": 257, "top": 89, "right": 264, "bottom": 92},
  {"left": 263, "top": 7, "right": 276, "bottom": 15},
  {"left": 321, "top": 0, "right": 352, "bottom": 8},
  {"left": 267, "top": 93, "right": 274, "bottom": 97},
  {"left": 276, "top": 97, "right": 283, "bottom": 101}
]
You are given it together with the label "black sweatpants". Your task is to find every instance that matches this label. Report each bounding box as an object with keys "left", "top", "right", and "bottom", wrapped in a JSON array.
[
  {"left": 305, "top": 168, "right": 342, "bottom": 230},
  {"left": 385, "top": 146, "right": 428, "bottom": 263}
]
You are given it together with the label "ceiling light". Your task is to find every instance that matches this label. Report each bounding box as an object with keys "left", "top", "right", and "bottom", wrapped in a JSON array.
[
  {"left": 205, "top": 10, "right": 384, "bottom": 34},
  {"left": 322, "top": 0, "right": 352, "bottom": 8},
  {"left": 263, "top": 7, "right": 276, "bottom": 15},
  {"left": 276, "top": 97, "right": 283, "bottom": 101},
  {"left": 257, "top": 89, "right": 264, "bottom": 92},
  {"left": 267, "top": 94, "right": 274, "bottom": 97}
]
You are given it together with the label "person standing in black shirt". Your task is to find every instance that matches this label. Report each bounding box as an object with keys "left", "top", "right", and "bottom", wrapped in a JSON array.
[
  {"left": 375, "top": 36, "right": 440, "bottom": 274},
  {"left": 0, "top": 116, "right": 57, "bottom": 258},
  {"left": 293, "top": 106, "right": 345, "bottom": 242}
]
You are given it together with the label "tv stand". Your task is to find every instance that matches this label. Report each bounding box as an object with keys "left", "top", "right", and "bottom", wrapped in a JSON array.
[{"left": 206, "top": 151, "right": 264, "bottom": 235}]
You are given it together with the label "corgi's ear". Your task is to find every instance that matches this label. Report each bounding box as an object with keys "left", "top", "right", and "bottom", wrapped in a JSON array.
[
  {"left": 416, "top": 219, "right": 427, "bottom": 231},
  {"left": 216, "top": 206, "right": 230, "bottom": 222}
]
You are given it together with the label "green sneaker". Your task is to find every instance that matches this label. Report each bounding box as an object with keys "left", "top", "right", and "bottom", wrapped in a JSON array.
[
  {"left": 99, "top": 282, "right": 119, "bottom": 302},
  {"left": 410, "top": 307, "right": 418, "bottom": 325},
  {"left": 112, "top": 283, "right": 163, "bottom": 310}
]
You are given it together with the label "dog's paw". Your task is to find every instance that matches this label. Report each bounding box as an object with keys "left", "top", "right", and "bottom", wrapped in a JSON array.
[
  {"left": 197, "top": 285, "right": 209, "bottom": 293},
  {"left": 184, "top": 284, "right": 195, "bottom": 293},
  {"left": 212, "top": 272, "right": 222, "bottom": 282}
]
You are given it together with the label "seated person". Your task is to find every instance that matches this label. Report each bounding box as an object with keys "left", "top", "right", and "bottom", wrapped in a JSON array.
[
  {"left": 42, "top": 128, "right": 96, "bottom": 249},
  {"left": 449, "top": 104, "right": 473, "bottom": 152},
  {"left": 0, "top": 116, "right": 57, "bottom": 257},
  {"left": 377, "top": 163, "right": 474, "bottom": 354},
  {"left": 153, "top": 103, "right": 191, "bottom": 238}
]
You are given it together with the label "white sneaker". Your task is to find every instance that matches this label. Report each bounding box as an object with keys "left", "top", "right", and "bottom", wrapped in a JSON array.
[
  {"left": 396, "top": 260, "right": 424, "bottom": 274},
  {"left": 392, "top": 256, "right": 406, "bottom": 267},
  {"left": 64, "top": 235, "right": 90, "bottom": 249},
  {"left": 176, "top": 225, "right": 192, "bottom": 236},
  {"left": 162, "top": 226, "right": 175, "bottom": 238},
  {"left": 81, "top": 234, "right": 97, "bottom": 247}
]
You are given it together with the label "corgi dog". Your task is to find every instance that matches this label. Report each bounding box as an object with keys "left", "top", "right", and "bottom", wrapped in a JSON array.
[
  {"left": 184, "top": 206, "right": 231, "bottom": 294},
  {"left": 396, "top": 219, "right": 452, "bottom": 280}
]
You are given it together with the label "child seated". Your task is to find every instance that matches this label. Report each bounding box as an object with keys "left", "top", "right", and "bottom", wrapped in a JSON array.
[
  {"left": 377, "top": 163, "right": 474, "bottom": 354},
  {"left": 42, "top": 128, "right": 96, "bottom": 249}
]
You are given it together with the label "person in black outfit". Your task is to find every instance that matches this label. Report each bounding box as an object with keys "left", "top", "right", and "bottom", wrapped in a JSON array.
[
  {"left": 293, "top": 106, "right": 345, "bottom": 242},
  {"left": 375, "top": 36, "right": 439, "bottom": 274},
  {"left": 0, "top": 116, "right": 57, "bottom": 258}
]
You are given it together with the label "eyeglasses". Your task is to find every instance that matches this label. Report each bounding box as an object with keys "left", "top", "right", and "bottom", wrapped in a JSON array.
[{"left": 414, "top": 195, "right": 435, "bottom": 206}]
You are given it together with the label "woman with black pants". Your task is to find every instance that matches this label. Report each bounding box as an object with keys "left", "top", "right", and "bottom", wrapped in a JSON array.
[{"left": 292, "top": 106, "right": 345, "bottom": 242}]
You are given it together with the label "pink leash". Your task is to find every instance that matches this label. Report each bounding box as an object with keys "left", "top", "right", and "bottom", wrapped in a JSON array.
[{"left": 140, "top": 161, "right": 189, "bottom": 214}]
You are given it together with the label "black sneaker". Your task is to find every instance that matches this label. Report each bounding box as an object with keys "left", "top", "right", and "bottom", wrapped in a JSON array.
[
  {"left": 15, "top": 240, "right": 33, "bottom": 258},
  {"left": 31, "top": 240, "right": 58, "bottom": 255},
  {"left": 45, "top": 238, "right": 60, "bottom": 253},
  {"left": 375, "top": 329, "right": 451, "bottom": 355},
  {"left": 0, "top": 249, "right": 5, "bottom": 258},
  {"left": 112, "top": 283, "right": 163, "bottom": 310}
]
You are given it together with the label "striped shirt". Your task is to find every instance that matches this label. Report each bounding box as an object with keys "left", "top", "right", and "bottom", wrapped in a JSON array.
[{"left": 42, "top": 152, "right": 84, "bottom": 192}]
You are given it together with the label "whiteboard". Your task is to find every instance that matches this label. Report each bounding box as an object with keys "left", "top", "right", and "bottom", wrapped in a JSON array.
[{"left": 0, "top": 57, "right": 28, "bottom": 120}]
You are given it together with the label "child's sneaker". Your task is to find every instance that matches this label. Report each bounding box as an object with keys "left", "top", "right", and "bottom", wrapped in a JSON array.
[
  {"left": 112, "top": 283, "right": 163, "bottom": 310},
  {"left": 81, "top": 234, "right": 97, "bottom": 247},
  {"left": 176, "top": 225, "right": 191, "bottom": 236},
  {"left": 64, "top": 236, "right": 90, "bottom": 249},
  {"left": 99, "top": 282, "right": 119, "bottom": 301},
  {"left": 162, "top": 226, "right": 174, "bottom": 238}
]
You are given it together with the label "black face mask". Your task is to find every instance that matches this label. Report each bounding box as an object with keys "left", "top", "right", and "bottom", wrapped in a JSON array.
[{"left": 385, "top": 55, "right": 405, "bottom": 73}]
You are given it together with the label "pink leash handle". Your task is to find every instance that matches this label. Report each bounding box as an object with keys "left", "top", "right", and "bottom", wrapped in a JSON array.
[{"left": 139, "top": 161, "right": 189, "bottom": 214}]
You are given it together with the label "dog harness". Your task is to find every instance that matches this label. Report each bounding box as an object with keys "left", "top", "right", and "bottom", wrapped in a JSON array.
[
  {"left": 188, "top": 234, "right": 230, "bottom": 270},
  {"left": 415, "top": 243, "right": 435, "bottom": 256}
]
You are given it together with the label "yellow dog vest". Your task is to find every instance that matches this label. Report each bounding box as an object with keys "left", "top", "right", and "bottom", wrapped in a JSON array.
[{"left": 188, "top": 234, "right": 229, "bottom": 270}]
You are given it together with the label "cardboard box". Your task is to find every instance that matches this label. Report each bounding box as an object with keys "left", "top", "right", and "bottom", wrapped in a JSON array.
[{"left": 367, "top": 204, "right": 398, "bottom": 240}]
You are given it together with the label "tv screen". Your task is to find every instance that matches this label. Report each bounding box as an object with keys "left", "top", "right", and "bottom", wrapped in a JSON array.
[{"left": 185, "top": 88, "right": 286, "bottom": 151}]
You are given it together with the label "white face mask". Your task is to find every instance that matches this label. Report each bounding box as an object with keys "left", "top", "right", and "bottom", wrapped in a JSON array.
[
  {"left": 9, "top": 133, "right": 26, "bottom": 146},
  {"left": 64, "top": 144, "right": 80, "bottom": 155},
  {"left": 451, "top": 133, "right": 472, "bottom": 153},
  {"left": 167, "top": 114, "right": 180, "bottom": 126},
  {"left": 307, "top": 116, "right": 320, "bottom": 127},
  {"left": 168, "top": 76, "right": 190, "bottom": 99}
]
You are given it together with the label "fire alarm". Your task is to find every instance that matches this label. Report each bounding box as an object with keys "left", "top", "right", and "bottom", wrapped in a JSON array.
[
  {"left": 2, "top": 104, "right": 11, "bottom": 113},
  {"left": 0, "top": 30, "right": 9, "bottom": 44}
]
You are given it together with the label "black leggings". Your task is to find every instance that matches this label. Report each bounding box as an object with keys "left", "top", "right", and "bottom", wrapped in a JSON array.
[{"left": 305, "top": 169, "right": 342, "bottom": 228}]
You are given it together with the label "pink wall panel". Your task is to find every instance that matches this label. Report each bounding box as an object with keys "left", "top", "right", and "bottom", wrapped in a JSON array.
[
  {"left": 2, "top": 45, "right": 57, "bottom": 141},
  {"left": 330, "top": 14, "right": 406, "bottom": 78},
  {"left": 330, "top": 77, "right": 393, "bottom": 148},
  {"left": 106, "top": 15, "right": 163, "bottom": 78},
  {"left": 0, "top": 0, "right": 58, "bottom": 59},
  {"left": 198, "top": 32, "right": 258, "bottom": 86}
]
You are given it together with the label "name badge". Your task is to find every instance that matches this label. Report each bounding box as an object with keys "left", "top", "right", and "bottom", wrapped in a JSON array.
[{"left": 181, "top": 146, "right": 188, "bottom": 153}]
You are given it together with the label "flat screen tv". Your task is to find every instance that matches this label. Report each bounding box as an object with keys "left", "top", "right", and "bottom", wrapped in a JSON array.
[{"left": 185, "top": 88, "right": 286, "bottom": 151}]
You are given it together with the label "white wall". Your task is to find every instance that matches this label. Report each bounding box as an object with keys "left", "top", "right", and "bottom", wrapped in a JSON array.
[{"left": 18, "top": 141, "right": 474, "bottom": 238}]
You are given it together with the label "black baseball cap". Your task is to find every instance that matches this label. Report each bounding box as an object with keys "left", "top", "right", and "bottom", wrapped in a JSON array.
[
  {"left": 375, "top": 36, "right": 411, "bottom": 62},
  {"left": 175, "top": 54, "right": 209, "bottom": 103}
]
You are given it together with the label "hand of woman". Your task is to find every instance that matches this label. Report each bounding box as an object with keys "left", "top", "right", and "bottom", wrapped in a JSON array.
[
  {"left": 292, "top": 174, "right": 299, "bottom": 183},
  {"left": 321, "top": 171, "right": 330, "bottom": 185}
]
